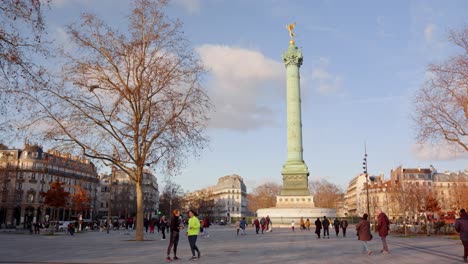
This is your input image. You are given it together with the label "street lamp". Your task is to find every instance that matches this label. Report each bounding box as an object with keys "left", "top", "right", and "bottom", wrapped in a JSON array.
[
  {"left": 106, "top": 166, "right": 115, "bottom": 234},
  {"left": 362, "top": 147, "right": 370, "bottom": 221}
]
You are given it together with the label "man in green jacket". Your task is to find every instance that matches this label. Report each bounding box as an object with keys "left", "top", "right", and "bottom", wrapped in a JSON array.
[{"left": 187, "top": 210, "right": 201, "bottom": 261}]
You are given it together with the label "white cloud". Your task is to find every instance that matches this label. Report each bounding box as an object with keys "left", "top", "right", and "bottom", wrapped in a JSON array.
[
  {"left": 173, "top": 0, "right": 201, "bottom": 15},
  {"left": 311, "top": 57, "right": 343, "bottom": 95},
  {"left": 424, "top": 24, "right": 435, "bottom": 43},
  {"left": 411, "top": 143, "right": 468, "bottom": 161},
  {"left": 196, "top": 45, "right": 284, "bottom": 131}
]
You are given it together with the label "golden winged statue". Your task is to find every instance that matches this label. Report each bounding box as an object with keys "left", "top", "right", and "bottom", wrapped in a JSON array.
[{"left": 286, "top": 22, "right": 297, "bottom": 44}]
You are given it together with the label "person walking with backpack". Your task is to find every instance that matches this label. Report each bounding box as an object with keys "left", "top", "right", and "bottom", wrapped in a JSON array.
[
  {"left": 377, "top": 208, "right": 390, "bottom": 254},
  {"left": 340, "top": 218, "right": 348, "bottom": 237},
  {"left": 333, "top": 218, "right": 340, "bottom": 237},
  {"left": 322, "top": 216, "right": 330, "bottom": 239},
  {"left": 187, "top": 210, "right": 201, "bottom": 261},
  {"left": 455, "top": 208, "right": 468, "bottom": 263},
  {"left": 260, "top": 217, "right": 266, "bottom": 234},
  {"left": 356, "top": 214, "right": 372, "bottom": 255},
  {"left": 240, "top": 217, "right": 247, "bottom": 235}
]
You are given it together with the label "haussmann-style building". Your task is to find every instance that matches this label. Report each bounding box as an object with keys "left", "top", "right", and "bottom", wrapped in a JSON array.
[{"left": 0, "top": 143, "right": 99, "bottom": 228}]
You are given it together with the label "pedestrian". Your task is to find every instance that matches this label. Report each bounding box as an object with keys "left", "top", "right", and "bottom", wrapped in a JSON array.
[
  {"left": 340, "top": 218, "right": 348, "bottom": 237},
  {"left": 377, "top": 208, "right": 390, "bottom": 254},
  {"left": 160, "top": 215, "right": 167, "bottom": 240},
  {"left": 260, "top": 217, "right": 265, "bottom": 234},
  {"left": 34, "top": 222, "right": 40, "bottom": 235},
  {"left": 240, "top": 217, "right": 247, "bottom": 235},
  {"left": 203, "top": 217, "right": 210, "bottom": 238},
  {"left": 149, "top": 218, "right": 155, "bottom": 233},
  {"left": 291, "top": 220, "right": 295, "bottom": 232},
  {"left": 236, "top": 219, "right": 240, "bottom": 236},
  {"left": 333, "top": 218, "right": 340, "bottom": 236},
  {"left": 305, "top": 218, "right": 310, "bottom": 231},
  {"left": 68, "top": 223, "right": 75, "bottom": 236},
  {"left": 199, "top": 219, "right": 205, "bottom": 237},
  {"left": 187, "top": 210, "right": 201, "bottom": 261},
  {"left": 322, "top": 216, "right": 330, "bottom": 239},
  {"left": 314, "top": 217, "right": 322, "bottom": 239},
  {"left": 356, "top": 213, "right": 372, "bottom": 255},
  {"left": 266, "top": 215, "right": 270, "bottom": 231},
  {"left": 144, "top": 218, "right": 149, "bottom": 233},
  {"left": 300, "top": 217, "right": 305, "bottom": 230},
  {"left": 254, "top": 218, "right": 260, "bottom": 234},
  {"left": 166, "top": 209, "right": 181, "bottom": 262},
  {"left": 455, "top": 208, "right": 468, "bottom": 263}
]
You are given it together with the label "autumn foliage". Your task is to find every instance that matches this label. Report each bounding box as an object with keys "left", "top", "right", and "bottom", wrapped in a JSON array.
[
  {"left": 40, "top": 180, "right": 70, "bottom": 209},
  {"left": 71, "top": 185, "right": 90, "bottom": 215}
]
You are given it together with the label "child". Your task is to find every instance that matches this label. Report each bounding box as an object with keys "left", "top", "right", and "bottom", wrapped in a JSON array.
[{"left": 291, "top": 220, "right": 295, "bottom": 232}]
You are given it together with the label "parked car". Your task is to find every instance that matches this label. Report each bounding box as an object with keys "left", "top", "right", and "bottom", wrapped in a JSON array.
[{"left": 58, "top": 221, "right": 72, "bottom": 231}]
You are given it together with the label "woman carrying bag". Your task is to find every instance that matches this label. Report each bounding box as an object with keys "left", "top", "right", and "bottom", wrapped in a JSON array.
[{"left": 356, "top": 213, "right": 373, "bottom": 255}]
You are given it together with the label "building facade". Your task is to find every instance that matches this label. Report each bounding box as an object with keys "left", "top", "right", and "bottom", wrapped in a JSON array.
[
  {"left": 182, "top": 174, "right": 248, "bottom": 220},
  {"left": 346, "top": 166, "right": 468, "bottom": 222},
  {"left": 0, "top": 143, "right": 99, "bottom": 228},
  {"left": 344, "top": 173, "right": 368, "bottom": 217},
  {"left": 98, "top": 169, "right": 159, "bottom": 220}
]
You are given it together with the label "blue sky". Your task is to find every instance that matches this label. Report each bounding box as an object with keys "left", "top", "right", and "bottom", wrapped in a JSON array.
[{"left": 39, "top": 0, "right": 467, "bottom": 192}]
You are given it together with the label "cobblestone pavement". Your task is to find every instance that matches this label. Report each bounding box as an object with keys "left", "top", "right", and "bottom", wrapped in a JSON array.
[{"left": 0, "top": 226, "right": 465, "bottom": 264}]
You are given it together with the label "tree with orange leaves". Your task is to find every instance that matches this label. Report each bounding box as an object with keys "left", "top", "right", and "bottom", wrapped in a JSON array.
[
  {"left": 40, "top": 180, "right": 69, "bottom": 230},
  {"left": 71, "top": 185, "right": 90, "bottom": 217}
]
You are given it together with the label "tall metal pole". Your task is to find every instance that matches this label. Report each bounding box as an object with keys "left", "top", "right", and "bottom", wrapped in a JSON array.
[
  {"left": 107, "top": 167, "right": 114, "bottom": 234},
  {"left": 363, "top": 144, "right": 370, "bottom": 221}
]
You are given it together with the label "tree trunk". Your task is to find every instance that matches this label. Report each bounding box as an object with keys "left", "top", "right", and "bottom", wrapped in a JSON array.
[{"left": 135, "top": 179, "right": 144, "bottom": 241}]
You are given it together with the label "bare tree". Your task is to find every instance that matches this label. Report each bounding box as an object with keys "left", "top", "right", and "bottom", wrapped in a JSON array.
[
  {"left": 247, "top": 182, "right": 281, "bottom": 213},
  {"left": 413, "top": 26, "right": 468, "bottom": 152},
  {"left": 309, "top": 179, "right": 343, "bottom": 209},
  {"left": 20, "top": 0, "right": 211, "bottom": 241},
  {"left": 159, "top": 180, "right": 184, "bottom": 216},
  {"left": 0, "top": 0, "right": 50, "bottom": 138}
]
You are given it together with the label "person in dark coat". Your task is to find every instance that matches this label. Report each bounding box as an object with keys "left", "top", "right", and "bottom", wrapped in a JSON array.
[
  {"left": 314, "top": 218, "right": 322, "bottom": 239},
  {"left": 377, "top": 209, "right": 390, "bottom": 254},
  {"left": 356, "top": 214, "right": 372, "bottom": 255},
  {"left": 340, "top": 219, "right": 348, "bottom": 237},
  {"left": 144, "top": 218, "right": 149, "bottom": 233},
  {"left": 166, "top": 209, "right": 181, "bottom": 262},
  {"left": 322, "top": 216, "right": 330, "bottom": 239},
  {"left": 333, "top": 218, "right": 340, "bottom": 236},
  {"left": 254, "top": 218, "right": 260, "bottom": 234},
  {"left": 160, "top": 215, "right": 167, "bottom": 240},
  {"left": 455, "top": 208, "right": 468, "bottom": 263}
]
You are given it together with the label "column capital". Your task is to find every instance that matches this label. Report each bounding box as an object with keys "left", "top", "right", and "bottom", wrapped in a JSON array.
[{"left": 282, "top": 44, "right": 303, "bottom": 67}]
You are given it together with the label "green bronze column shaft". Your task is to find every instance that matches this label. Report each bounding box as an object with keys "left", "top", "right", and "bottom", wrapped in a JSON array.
[
  {"left": 284, "top": 43, "right": 303, "bottom": 162},
  {"left": 280, "top": 41, "right": 310, "bottom": 196}
]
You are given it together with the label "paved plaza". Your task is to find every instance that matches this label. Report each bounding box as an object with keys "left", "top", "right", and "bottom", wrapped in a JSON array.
[{"left": 0, "top": 226, "right": 465, "bottom": 264}]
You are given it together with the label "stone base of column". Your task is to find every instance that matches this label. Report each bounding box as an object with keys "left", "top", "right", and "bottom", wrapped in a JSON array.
[
  {"left": 281, "top": 161, "right": 310, "bottom": 196},
  {"left": 276, "top": 195, "right": 315, "bottom": 208}
]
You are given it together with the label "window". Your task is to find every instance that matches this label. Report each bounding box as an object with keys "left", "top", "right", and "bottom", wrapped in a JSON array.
[
  {"left": 41, "top": 184, "right": 44, "bottom": 192},
  {"left": 18, "top": 183, "right": 22, "bottom": 190},
  {"left": 41, "top": 174, "right": 45, "bottom": 181},
  {"left": 31, "top": 173, "right": 36, "bottom": 180},
  {"left": 101, "top": 202, "right": 104, "bottom": 208}
]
